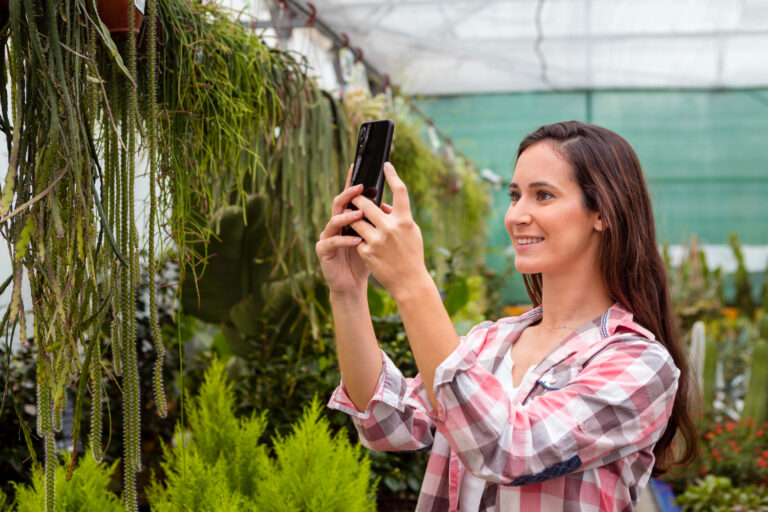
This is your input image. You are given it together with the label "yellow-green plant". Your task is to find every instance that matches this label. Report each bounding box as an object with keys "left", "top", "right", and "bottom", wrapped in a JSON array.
[
  {"left": 11, "top": 451, "right": 122, "bottom": 512},
  {"left": 147, "top": 360, "right": 377, "bottom": 512}
]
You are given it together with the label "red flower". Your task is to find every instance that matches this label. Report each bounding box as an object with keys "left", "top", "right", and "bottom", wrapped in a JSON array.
[
  {"left": 758, "top": 430, "right": 764, "bottom": 438},
  {"left": 706, "top": 432, "right": 715, "bottom": 440},
  {"left": 762, "top": 451, "right": 768, "bottom": 458},
  {"left": 726, "top": 422, "right": 736, "bottom": 432},
  {"left": 700, "top": 467, "right": 708, "bottom": 475},
  {"left": 715, "top": 427, "right": 723, "bottom": 435},
  {"left": 759, "top": 459, "right": 767, "bottom": 468},
  {"left": 715, "top": 455, "right": 724, "bottom": 462}
]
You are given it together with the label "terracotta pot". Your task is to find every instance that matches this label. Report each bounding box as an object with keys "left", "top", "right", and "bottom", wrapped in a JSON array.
[{"left": 96, "top": 0, "right": 144, "bottom": 43}]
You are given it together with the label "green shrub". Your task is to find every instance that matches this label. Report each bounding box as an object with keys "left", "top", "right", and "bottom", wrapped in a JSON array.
[
  {"left": 254, "top": 398, "right": 378, "bottom": 512},
  {"left": 11, "top": 452, "right": 121, "bottom": 512},
  {"left": 676, "top": 475, "right": 768, "bottom": 511},
  {"left": 147, "top": 360, "right": 377, "bottom": 511},
  {"left": 146, "top": 358, "right": 271, "bottom": 510}
]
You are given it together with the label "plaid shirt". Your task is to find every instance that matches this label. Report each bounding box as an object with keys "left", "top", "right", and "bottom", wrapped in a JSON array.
[{"left": 328, "top": 302, "right": 679, "bottom": 511}]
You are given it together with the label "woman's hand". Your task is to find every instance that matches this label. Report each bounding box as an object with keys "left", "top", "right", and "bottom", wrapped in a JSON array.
[
  {"left": 347, "top": 162, "right": 429, "bottom": 301},
  {"left": 315, "top": 164, "right": 395, "bottom": 297}
]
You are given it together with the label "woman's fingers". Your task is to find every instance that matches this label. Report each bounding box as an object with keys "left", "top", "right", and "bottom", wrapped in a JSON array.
[
  {"left": 381, "top": 203, "right": 393, "bottom": 214},
  {"left": 332, "top": 183, "right": 363, "bottom": 216},
  {"left": 319, "top": 209, "right": 365, "bottom": 239},
  {"left": 344, "top": 163, "right": 354, "bottom": 188},
  {"left": 382, "top": 162, "right": 411, "bottom": 218},
  {"left": 316, "top": 233, "right": 363, "bottom": 257}
]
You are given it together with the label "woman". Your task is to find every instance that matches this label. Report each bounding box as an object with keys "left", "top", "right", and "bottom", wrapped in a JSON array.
[{"left": 315, "top": 121, "right": 696, "bottom": 511}]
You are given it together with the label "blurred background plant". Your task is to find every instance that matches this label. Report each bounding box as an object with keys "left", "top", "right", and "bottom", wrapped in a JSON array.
[{"left": 675, "top": 475, "right": 768, "bottom": 512}]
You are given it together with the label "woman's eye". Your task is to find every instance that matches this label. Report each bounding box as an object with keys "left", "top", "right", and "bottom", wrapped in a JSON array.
[
  {"left": 536, "top": 190, "right": 553, "bottom": 200},
  {"left": 508, "top": 191, "right": 520, "bottom": 202}
]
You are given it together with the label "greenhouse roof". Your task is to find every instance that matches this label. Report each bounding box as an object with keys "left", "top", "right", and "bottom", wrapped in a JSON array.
[{"left": 243, "top": 0, "right": 768, "bottom": 95}]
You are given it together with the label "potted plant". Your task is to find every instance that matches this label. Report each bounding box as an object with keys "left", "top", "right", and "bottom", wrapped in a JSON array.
[{"left": 96, "top": 0, "right": 144, "bottom": 42}]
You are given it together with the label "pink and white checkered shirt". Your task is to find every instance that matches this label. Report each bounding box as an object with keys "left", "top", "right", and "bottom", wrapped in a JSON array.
[{"left": 328, "top": 302, "right": 679, "bottom": 511}]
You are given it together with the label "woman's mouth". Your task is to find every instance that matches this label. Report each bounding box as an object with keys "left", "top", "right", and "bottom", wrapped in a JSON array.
[{"left": 515, "top": 237, "right": 544, "bottom": 249}]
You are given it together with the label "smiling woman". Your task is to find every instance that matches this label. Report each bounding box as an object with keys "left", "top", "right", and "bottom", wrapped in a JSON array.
[{"left": 316, "top": 121, "right": 697, "bottom": 512}]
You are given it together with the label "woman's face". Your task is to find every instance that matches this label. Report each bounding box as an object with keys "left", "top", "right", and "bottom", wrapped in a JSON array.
[{"left": 505, "top": 141, "right": 603, "bottom": 276}]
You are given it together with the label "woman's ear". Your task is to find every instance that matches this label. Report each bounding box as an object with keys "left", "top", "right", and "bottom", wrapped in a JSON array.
[{"left": 594, "top": 213, "right": 604, "bottom": 232}]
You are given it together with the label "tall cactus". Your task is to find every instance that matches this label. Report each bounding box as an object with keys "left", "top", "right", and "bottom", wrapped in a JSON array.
[
  {"left": 690, "top": 321, "right": 706, "bottom": 395},
  {"left": 701, "top": 330, "right": 718, "bottom": 411},
  {"left": 742, "top": 339, "right": 768, "bottom": 427},
  {"left": 729, "top": 233, "right": 754, "bottom": 319}
]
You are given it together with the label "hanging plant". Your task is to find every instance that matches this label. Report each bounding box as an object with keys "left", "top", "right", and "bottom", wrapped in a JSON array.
[{"left": 0, "top": 0, "right": 165, "bottom": 510}]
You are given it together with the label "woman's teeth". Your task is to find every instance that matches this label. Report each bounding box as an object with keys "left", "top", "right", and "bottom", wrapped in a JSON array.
[{"left": 518, "top": 238, "right": 544, "bottom": 245}]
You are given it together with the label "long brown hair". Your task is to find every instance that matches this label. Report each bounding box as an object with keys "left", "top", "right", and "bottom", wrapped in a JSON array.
[{"left": 516, "top": 121, "right": 697, "bottom": 476}]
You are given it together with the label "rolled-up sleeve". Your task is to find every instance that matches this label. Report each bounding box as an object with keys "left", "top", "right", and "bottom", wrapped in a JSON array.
[
  {"left": 327, "top": 321, "right": 495, "bottom": 452},
  {"left": 327, "top": 348, "right": 436, "bottom": 451},
  {"left": 425, "top": 338, "right": 679, "bottom": 485}
]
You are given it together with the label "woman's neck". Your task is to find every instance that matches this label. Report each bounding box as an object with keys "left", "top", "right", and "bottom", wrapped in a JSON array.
[{"left": 538, "top": 266, "right": 614, "bottom": 330}]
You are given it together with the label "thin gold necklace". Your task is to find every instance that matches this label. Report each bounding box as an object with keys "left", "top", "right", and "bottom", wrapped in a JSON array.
[{"left": 541, "top": 324, "right": 573, "bottom": 330}]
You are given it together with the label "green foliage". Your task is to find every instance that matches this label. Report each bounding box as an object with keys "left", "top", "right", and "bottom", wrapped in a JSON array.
[
  {"left": 146, "top": 358, "right": 270, "bottom": 510},
  {"left": 0, "top": 488, "right": 9, "bottom": 512},
  {"left": 676, "top": 475, "right": 768, "bottom": 512},
  {"left": 762, "top": 263, "right": 768, "bottom": 313},
  {"left": 701, "top": 334, "right": 718, "bottom": 412},
  {"left": 147, "top": 360, "right": 377, "bottom": 511},
  {"left": 730, "top": 233, "right": 755, "bottom": 319},
  {"left": 663, "top": 236, "right": 723, "bottom": 333},
  {"left": 254, "top": 398, "right": 377, "bottom": 512},
  {"left": 11, "top": 452, "right": 121, "bottom": 512},
  {"left": 760, "top": 314, "right": 768, "bottom": 340},
  {"left": 743, "top": 338, "right": 768, "bottom": 427},
  {"left": 665, "top": 418, "right": 768, "bottom": 493}
]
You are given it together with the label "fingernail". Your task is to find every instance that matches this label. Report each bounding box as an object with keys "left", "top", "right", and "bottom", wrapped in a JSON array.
[{"left": 384, "top": 162, "right": 393, "bottom": 171}]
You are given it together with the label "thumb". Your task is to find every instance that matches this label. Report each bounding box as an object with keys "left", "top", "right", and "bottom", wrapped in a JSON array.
[{"left": 383, "top": 162, "right": 411, "bottom": 217}]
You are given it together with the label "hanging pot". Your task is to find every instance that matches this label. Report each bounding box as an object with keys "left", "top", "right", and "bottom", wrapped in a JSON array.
[{"left": 96, "top": 0, "right": 144, "bottom": 43}]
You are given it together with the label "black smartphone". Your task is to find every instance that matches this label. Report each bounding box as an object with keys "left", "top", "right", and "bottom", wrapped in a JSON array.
[{"left": 341, "top": 119, "right": 395, "bottom": 237}]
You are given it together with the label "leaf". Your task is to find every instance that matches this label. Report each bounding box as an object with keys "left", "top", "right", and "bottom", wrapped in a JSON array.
[
  {"left": 444, "top": 275, "right": 469, "bottom": 317},
  {"left": 229, "top": 294, "right": 263, "bottom": 338},
  {"left": 86, "top": 0, "right": 135, "bottom": 86},
  {"left": 14, "top": 216, "right": 35, "bottom": 261}
]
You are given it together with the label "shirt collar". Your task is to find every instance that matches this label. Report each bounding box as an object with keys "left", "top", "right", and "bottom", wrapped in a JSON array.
[{"left": 518, "top": 302, "right": 655, "bottom": 341}]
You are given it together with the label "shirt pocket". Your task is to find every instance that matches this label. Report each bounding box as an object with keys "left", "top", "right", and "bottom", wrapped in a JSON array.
[{"left": 537, "top": 363, "right": 579, "bottom": 390}]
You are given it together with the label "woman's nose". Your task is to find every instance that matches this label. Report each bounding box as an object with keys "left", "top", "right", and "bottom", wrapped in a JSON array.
[{"left": 506, "top": 202, "right": 532, "bottom": 226}]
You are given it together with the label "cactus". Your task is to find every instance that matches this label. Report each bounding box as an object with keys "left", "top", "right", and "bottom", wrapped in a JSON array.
[
  {"left": 690, "top": 321, "right": 706, "bottom": 393},
  {"left": 759, "top": 314, "right": 768, "bottom": 341},
  {"left": 702, "top": 333, "right": 718, "bottom": 411},
  {"left": 761, "top": 261, "right": 768, "bottom": 313},
  {"left": 742, "top": 338, "right": 768, "bottom": 427},
  {"left": 729, "top": 233, "right": 754, "bottom": 319}
]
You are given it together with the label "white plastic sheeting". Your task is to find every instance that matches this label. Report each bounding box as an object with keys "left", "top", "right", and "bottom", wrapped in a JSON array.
[{"left": 237, "top": 0, "right": 768, "bottom": 95}]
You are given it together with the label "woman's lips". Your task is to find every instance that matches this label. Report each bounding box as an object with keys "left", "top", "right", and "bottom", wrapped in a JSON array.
[{"left": 514, "top": 237, "right": 544, "bottom": 250}]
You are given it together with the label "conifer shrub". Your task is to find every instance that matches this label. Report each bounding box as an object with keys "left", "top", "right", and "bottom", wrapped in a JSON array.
[
  {"left": 147, "top": 359, "right": 377, "bottom": 511},
  {"left": 11, "top": 452, "right": 121, "bottom": 512},
  {"left": 253, "top": 398, "right": 378, "bottom": 512}
]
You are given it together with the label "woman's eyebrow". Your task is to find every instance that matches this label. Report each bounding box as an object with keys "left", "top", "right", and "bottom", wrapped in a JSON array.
[{"left": 508, "top": 181, "right": 561, "bottom": 191}]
